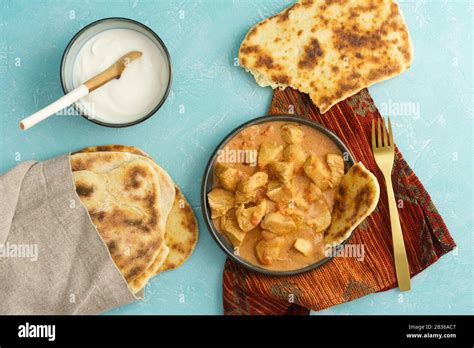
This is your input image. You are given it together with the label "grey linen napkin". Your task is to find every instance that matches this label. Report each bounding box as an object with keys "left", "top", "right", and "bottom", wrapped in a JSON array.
[{"left": 0, "top": 154, "right": 139, "bottom": 314}]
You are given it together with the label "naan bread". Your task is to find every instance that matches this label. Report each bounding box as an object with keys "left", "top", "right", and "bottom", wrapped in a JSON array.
[
  {"left": 158, "top": 187, "right": 198, "bottom": 272},
  {"left": 75, "top": 145, "right": 175, "bottom": 219},
  {"left": 324, "top": 162, "right": 379, "bottom": 247},
  {"left": 76, "top": 144, "right": 150, "bottom": 159},
  {"left": 239, "top": 0, "right": 413, "bottom": 113},
  {"left": 129, "top": 245, "right": 170, "bottom": 294},
  {"left": 70, "top": 152, "right": 167, "bottom": 284},
  {"left": 77, "top": 145, "right": 198, "bottom": 274},
  {"left": 127, "top": 185, "right": 199, "bottom": 293}
]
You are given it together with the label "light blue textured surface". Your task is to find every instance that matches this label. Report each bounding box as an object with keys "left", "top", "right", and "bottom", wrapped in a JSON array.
[{"left": 0, "top": 0, "right": 472, "bottom": 315}]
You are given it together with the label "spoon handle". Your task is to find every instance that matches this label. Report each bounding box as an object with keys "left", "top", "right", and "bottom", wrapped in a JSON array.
[{"left": 20, "top": 85, "right": 88, "bottom": 130}]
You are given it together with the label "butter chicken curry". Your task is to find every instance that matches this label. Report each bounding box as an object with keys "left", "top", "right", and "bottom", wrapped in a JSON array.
[{"left": 207, "top": 121, "right": 346, "bottom": 271}]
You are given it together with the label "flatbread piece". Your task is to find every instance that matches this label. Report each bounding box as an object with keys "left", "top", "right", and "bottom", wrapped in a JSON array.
[
  {"left": 239, "top": 0, "right": 413, "bottom": 113},
  {"left": 77, "top": 145, "right": 199, "bottom": 274},
  {"left": 70, "top": 152, "right": 166, "bottom": 284},
  {"left": 324, "top": 162, "right": 380, "bottom": 247}
]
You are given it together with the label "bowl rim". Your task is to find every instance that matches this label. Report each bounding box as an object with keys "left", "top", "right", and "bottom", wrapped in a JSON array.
[
  {"left": 201, "top": 114, "right": 356, "bottom": 277},
  {"left": 59, "top": 17, "right": 173, "bottom": 128}
]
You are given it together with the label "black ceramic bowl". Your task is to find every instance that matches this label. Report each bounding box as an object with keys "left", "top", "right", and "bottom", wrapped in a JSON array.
[
  {"left": 60, "top": 17, "right": 172, "bottom": 128},
  {"left": 201, "top": 115, "right": 356, "bottom": 276}
]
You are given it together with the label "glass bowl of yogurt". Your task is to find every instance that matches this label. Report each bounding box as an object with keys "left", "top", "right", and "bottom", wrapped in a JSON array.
[{"left": 60, "top": 18, "right": 172, "bottom": 127}]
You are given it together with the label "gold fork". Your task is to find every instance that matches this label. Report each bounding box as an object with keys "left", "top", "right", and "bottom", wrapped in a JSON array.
[{"left": 371, "top": 117, "right": 411, "bottom": 291}]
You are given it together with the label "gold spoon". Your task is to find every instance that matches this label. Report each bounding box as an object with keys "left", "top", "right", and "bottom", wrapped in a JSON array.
[{"left": 20, "top": 51, "right": 143, "bottom": 130}]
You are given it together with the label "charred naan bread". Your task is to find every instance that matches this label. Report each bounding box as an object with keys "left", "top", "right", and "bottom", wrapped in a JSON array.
[
  {"left": 239, "top": 0, "right": 413, "bottom": 113},
  {"left": 77, "top": 145, "right": 198, "bottom": 275},
  {"left": 77, "top": 145, "right": 176, "bottom": 219},
  {"left": 158, "top": 187, "right": 198, "bottom": 272},
  {"left": 70, "top": 152, "right": 167, "bottom": 284},
  {"left": 324, "top": 162, "right": 379, "bottom": 247},
  {"left": 77, "top": 144, "right": 150, "bottom": 159},
  {"left": 129, "top": 245, "right": 170, "bottom": 294},
  {"left": 122, "top": 156, "right": 175, "bottom": 293}
]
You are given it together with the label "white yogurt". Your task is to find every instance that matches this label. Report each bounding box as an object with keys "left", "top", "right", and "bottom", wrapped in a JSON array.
[{"left": 72, "top": 28, "right": 169, "bottom": 124}]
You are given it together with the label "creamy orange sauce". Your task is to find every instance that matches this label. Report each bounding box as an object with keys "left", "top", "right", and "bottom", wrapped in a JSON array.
[{"left": 212, "top": 121, "right": 343, "bottom": 271}]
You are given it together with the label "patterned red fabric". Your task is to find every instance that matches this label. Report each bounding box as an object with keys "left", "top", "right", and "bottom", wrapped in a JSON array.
[{"left": 222, "top": 88, "right": 456, "bottom": 315}]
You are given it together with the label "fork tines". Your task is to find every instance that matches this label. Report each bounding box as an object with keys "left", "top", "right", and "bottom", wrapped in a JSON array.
[{"left": 371, "top": 117, "right": 394, "bottom": 149}]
